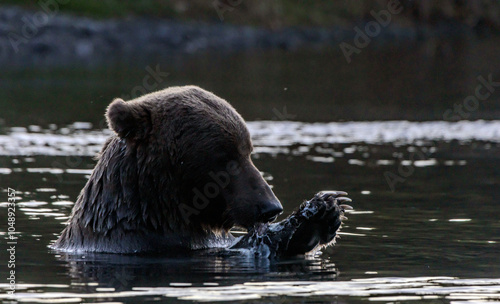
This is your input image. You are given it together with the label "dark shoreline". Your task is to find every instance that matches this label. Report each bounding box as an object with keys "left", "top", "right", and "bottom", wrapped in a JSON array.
[{"left": 0, "top": 5, "right": 492, "bottom": 67}]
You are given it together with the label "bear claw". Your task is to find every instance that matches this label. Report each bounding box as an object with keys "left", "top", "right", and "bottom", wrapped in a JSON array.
[
  {"left": 340, "top": 204, "right": 353, "bottom": 210},
  {"left": 319, "top": 190, "right": 348, "bottom": 197},
  {"left": 336, "top": 197, "right": 352, "bottom": 203},
  {"left": 316, "top": 191, "right": 353, "bottom": 213}
]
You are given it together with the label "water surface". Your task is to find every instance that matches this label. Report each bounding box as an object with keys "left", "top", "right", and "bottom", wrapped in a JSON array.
[{"left": 1, "top": 37, "right": 499, "bottom": 303}]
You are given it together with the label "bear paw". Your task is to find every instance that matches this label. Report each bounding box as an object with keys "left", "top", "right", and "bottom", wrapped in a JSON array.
[
  {"left": 230, "top": 191, "right": 352, "bottom": 258},
  {"left": 280, "top": 191, "right": 352, "bottom": 255}
]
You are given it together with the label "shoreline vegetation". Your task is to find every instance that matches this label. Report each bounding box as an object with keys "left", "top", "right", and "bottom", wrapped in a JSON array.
[{"left": 0, "top": 1, "right": 499, "bottom": 66}]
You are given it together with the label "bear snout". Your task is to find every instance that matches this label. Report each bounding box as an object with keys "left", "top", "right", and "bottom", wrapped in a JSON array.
[
  {"left": 225, "top": 160, "right": 283, "bottom": 228},
  {"left": 228, "top": 187, "right": 283, "bottom": 228},
  {"left": 258, "top": 199, "right": 283, "bottom": 223}
]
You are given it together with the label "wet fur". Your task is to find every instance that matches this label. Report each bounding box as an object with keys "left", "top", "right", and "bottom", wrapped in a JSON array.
[
  {"left": 52, "top": 86, "right": 349, "bottom": 256},
  {"left": 53, "top": 86, "right": 271, "bottom": 252}
]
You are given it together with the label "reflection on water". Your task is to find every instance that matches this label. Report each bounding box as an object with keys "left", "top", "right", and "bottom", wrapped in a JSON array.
[
  {"left": 2, "top": 276, "right": 500, "bottom": 302},
  {"left": 1, "top": 37, "right": 500, "bottom": 303},
  {"left": 1, "top": 120, "right": 499, "bottom": 156},
  {"left": 0, "top": 120, "right": 499, "bottom": 302},
  {"left": 2, "top": 37, "right": 500, "bottom": 128}
]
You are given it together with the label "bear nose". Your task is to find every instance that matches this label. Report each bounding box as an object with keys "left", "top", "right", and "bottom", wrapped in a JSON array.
[{"left": 259, "top": 202, "right": 283, "bottom": 223}]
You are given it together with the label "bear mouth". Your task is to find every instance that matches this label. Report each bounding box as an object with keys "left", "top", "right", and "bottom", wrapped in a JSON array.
[{"left": 265, "top": 214, "right": 279, "bottom": 223}]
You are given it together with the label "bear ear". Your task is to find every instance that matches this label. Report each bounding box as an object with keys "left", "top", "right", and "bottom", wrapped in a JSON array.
[{"left": 106, "top": 98, "right": 140, "bottom": 138}]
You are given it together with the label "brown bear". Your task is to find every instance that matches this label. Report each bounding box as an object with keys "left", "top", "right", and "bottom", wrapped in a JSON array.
[{"left": 52, "top": 86, "right": 351, "bottom": 257}]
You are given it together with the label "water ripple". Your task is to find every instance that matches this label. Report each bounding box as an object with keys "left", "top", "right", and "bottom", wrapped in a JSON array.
[
  {"left": 1, "top": 277, "right": 500, "bottom": 302},
  {"left": 0, "top": 120, "right": 499, "bottom": 156}
]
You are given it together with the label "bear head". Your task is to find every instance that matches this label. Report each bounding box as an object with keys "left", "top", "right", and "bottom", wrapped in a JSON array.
[{"left": 105, "top": 86, "right": 283, "bottom": 235}]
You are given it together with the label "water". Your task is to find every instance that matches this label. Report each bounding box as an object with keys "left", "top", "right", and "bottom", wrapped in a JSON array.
[{"left": 1, "top": 37, "right": 500, "bottom": 303}]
